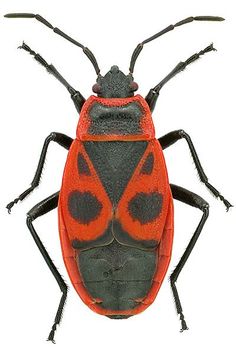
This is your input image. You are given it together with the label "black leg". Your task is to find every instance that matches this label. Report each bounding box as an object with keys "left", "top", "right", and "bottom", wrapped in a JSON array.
[
  {"left": 6, "top": 132, "right": 73, "bottom": 213},
  {"left": 159, "top": 130, "right": 232, "bottom": 210},
  {"left": 145, "top": 43, "right": 216, "bottom": 111},
  {"left": 26, "top": 192, "right": 68, "bottom": 343},
  {"left": 18, "top": 42, "right": 85, "bottom": 113},
  {"left": 170, "top": 183, "right": 209, "bottom": 331}
]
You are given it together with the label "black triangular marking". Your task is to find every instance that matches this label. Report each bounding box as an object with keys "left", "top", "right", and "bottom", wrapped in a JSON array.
[
  {"left": 83, "top": 141, "right": 147, "bottom": 205},
  {"left": 140, "top": 152, "right": 154, "bottom": 175},
  {"left": 77, "top": 153, "right": 91, "bottom": 175}
]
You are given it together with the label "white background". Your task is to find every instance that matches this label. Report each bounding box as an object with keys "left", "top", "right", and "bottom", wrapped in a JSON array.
[{"left": 0, "top": 0, "right": 235, "bottom": 353}]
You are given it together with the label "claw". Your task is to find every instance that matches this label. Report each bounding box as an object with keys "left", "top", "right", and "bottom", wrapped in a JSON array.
[
  {"left": 225, "top": 201, "right": 233, "bottom": 212},
  {"left": 47, "top": 324, "right": 57, "bottom": 344},
  {"left": 6, "top": 199, "right": 19, "bottom": 213},
  {"left": 47, "top": 338, "right": 56, "bottom": 344},
  {"left": 180, "top": 313, "right": 189, "bottom": 332},
  {"left": 6, "top": 204, "right": 12, "bottom": 214},
  {"left": 220, "top": 196, "right": 233, "bottom": 212}
]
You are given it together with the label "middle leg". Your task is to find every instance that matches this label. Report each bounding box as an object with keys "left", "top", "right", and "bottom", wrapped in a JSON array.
[{"left": 159, "top": 130, "right": 232, "bottom": 210}]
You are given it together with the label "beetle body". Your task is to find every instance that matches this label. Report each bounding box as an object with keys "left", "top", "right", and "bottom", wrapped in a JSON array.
[
  {"left": 5, "top": 13, "right": 231, "bottom": 342},
  {"left": 59, "top": 94, "right": 173, "bottom": 316}
]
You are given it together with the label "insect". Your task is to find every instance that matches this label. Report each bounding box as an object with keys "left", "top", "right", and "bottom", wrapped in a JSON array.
[{"left": 5, "top": 13, "right": 232, "bottom": 343}]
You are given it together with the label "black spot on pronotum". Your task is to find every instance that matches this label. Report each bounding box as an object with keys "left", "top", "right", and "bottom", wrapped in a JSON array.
[
  {"left": 77, "top": 153, "right": 91, "bottom": 175},
  {"left": 68, "top": 191, "right": 102, "bottom": 224},
  {"left": 128, "top": 192, "right": 163, "bottom": 224},
  {"left": 88, "top": 102, "right": 143, "bottom": 135},
  {"left": 140, "top": 153, "right": 154, "bottom": 175}
]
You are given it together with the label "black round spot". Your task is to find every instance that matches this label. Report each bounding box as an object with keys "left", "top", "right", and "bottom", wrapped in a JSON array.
[
  {"left": 77, "top": 153, "right": 91, "bottom": 175},
  {"left": 128, "top": 192, "right": 163, "bottom": 224},
  {"left": 68, "top": 191, "right": 102, "bottom": 224}
]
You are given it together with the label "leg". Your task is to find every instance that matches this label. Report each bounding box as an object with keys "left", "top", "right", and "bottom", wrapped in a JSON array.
[
  {"left": 18, "top": 42, "right": 85, "bottom": 113},
  {"left": 159, "top": 130, "right": 232, "bottom": 210},
  {"left": 7, "top": 132, "right": 73, "bottom": 213},
  {"left": 26, "top": 192, "right": 67, "bottom": 343},
  {"left": 145, "top": 43, "right": 216, "bottom": 111},
  {"left": 170, "top": 184, "right": 209, "bottom": 331}
]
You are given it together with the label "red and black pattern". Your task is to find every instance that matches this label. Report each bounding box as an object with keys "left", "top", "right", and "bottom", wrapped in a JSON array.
[
  {"left": 58, "top": 95, "right": 174, "bottom": 316},
  {"left": 59, "top": 140, "right": 112, "bottom": 244},
  {"left": 116, "top": 139, "right": 170, "bottom": 243},
  {"left": 76, "top": 95, "right": 155, "bottom": 141},
  {"left": 6, "top": 14, "right": 230, "bottom": 340}
]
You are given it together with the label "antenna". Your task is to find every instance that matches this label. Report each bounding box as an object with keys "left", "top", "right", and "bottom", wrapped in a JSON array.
[
  {"left": 4, "top": 13, "right": 101, "bottom": 75},
  {"left": 129, "top": 16, "right": 224, "bottom": 74}
]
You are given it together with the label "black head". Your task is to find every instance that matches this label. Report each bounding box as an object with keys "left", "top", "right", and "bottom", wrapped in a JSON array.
[{"left": 92, "top": 65, "right": 138, "bottom": 98}]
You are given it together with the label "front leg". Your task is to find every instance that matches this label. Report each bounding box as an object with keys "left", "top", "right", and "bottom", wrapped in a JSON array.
[
  {"left": 7, "top": 132, "right": 73, "bottom": 213},
  {"left": 145, "top": 44, "right": 216, "bottom": 112},
  {"left": 159, "top": 130, "right": 232, "bottom": 210},
  {"left": 19, "top": 42, "right": 85, "bottom": 113}
]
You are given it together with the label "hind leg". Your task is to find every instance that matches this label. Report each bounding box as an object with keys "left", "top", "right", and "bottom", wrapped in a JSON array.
[
  {"left": 26, "top": 191, "right": 67, "bottom": 343},
  {"left": 170, "top": 183, "right": 209, "bottom": 331}
]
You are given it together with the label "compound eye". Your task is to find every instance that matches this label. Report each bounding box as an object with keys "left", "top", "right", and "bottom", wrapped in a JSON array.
[
  {"left": 130, "top": 82, "right": 139, "bottom": 92},
  {"left": 92, "top": 83, "right": 101, "bottom": 94}
]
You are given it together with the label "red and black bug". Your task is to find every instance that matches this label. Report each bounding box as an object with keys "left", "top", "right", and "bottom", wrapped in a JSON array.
[{"left": 5, "top": 13, "right": 232, "bottom": 343}]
